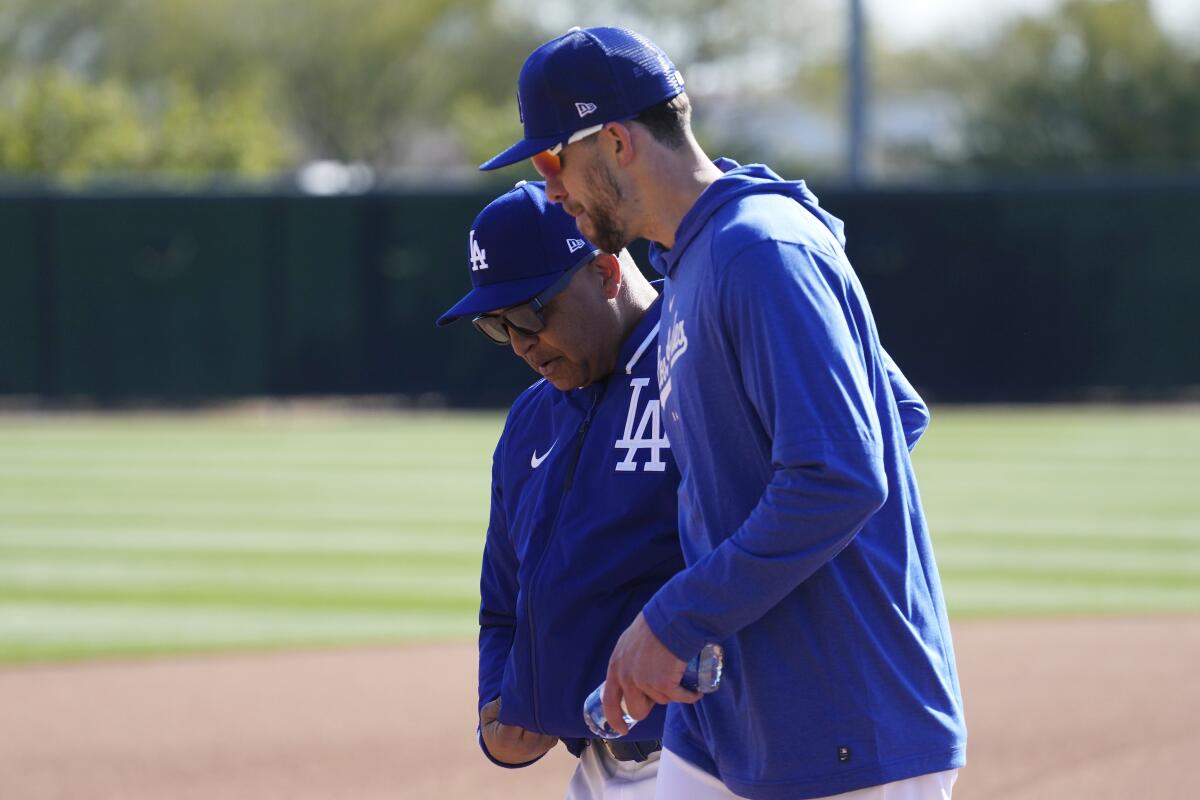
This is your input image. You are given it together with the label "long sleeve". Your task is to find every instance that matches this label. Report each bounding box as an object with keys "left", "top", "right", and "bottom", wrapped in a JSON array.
[
  {"left": 644, "top": 240, "right": 889, "bottom": 658},
  {"left": 477, "top": 452, "right": 518, "bottom": 711},
  {"left": 475, "top": 450, "right": 546, "bottom": 768},
  {"left": 883, "top": 347, "right": 929, "bottom": 451}
]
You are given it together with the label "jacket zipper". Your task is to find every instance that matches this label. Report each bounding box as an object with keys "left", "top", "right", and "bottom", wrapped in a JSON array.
[{"left": 526, "top": 387, "right": 604, "bottom": 733}]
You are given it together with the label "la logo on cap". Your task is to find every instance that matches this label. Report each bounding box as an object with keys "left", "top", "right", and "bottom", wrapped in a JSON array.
[
  {"left": 469, "top": 229, "right": 489, "bottom": 271},
  {"left": 575, "top": 102, "right": 598, "bottom": 118},
  {"left": 566, "top": 238, "right": 586, "bottom": 253}
]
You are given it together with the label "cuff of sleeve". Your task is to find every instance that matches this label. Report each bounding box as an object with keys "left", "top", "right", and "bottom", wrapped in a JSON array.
[
  {"left": 642, "top": 593, "right": 706, "bottom": 663},
  {"left": 477, "top": 727, "right": 546, "bottom": 769}
]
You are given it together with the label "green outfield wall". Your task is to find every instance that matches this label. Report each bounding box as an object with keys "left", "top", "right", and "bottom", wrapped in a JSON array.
[{"left": 2, "top": 179, "right": 1198, "bottom": 405}]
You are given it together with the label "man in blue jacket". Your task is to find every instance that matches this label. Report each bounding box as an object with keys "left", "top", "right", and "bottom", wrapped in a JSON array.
[
  {"left": 437, "top": 180, "right": 685, "bottom": 799},
  {"left": 477, "top": 27, "right": 967, "bottom": 800}
]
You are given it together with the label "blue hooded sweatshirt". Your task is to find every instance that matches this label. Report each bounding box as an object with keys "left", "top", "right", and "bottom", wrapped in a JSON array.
[{"left": 644, "top": 161, "right": 966, "bottom": 799}]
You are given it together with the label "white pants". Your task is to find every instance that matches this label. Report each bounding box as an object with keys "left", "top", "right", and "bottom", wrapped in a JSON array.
[
  {"left": 655, "top": 748, "right": 958, "bottom": 800},
  {"left": 565, "top": 743, "right": 661, "bottom": 800}
]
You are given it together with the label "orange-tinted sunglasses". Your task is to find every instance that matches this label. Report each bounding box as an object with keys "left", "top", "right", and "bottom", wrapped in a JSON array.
[{"left": 530, "top": 124, "right": 605, "bottom": 179}]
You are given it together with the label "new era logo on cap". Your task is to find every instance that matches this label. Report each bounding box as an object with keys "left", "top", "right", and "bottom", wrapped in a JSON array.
[
  {"left": 575, "top": 101, "right": 598, "bottom": 118},
  {"left": 566, "top": 238, "right": 586, "bottom": 253}
]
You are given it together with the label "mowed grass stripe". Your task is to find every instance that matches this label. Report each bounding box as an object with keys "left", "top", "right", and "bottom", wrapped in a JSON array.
[
  {"left": 0, "top": 554, "right": 480, "bottom": 588},
  {"left": 0, "top": 411, "right": 501, "bottom": 435},
  {"left": 0, "top": 473, "right": 490, "bottom": 502},
  {"left": 0, "top": 466, "right": 491, "bottom": 486},
  {"left": 0, "top": 603, "right": 476, "bottom": 664},
  {"left": 0, "top": 407, "right": 1197, "bottom": 665},
  {"left": 0, "top": 504, "right": 486, "bottom": 530},
  {"left": 935, "top": 528, "right": 1199, "bottom": 551},
  {"left": 945, "top": 581, "right": 1200, "bottom": 616},
  {"left": 1, "top": 412, "right": 490, "bottom": 461},
  {"left": 0, "top": 610, "right": 476, "bottom": 642},
  {"left": 0, "top": 602, "right": 474, "bottom": 637},
  {"left": 912, "top": 410, "right": 1200, "bottom": 473},
  {"left": 0, "top": 607, "right": 474, "bottom": 641},
  {"left": 920, "top": 473, "right": 1196, "bottom": 505},
  {"left": 0, "top": 537, "right": 482, "bottom": 563},
  {"left": 0, "top": 585, "right": 476, "bottom": 613},
  {"left": 940, "top": 565, "right": 1200, "bottom": 590},
  {"left": 936, "top": 543, "right": 1200, "bottom": 575},
  {"left": 9, "top": 447, "right": 487, "bottom": 466},
  {"left": 930, "top": 518, "right": 1200, "bottom": 541},
  {"left": 11, "top": 548, "right": 1192, "bottom": 604},
  {"left": 0, "top": 527, "right": 482, "bottom": 561}
]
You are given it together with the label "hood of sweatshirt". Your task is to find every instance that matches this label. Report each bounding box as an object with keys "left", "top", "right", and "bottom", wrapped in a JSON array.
[{"left": 648, "top": 158, "right": 845, "bottom": 277}]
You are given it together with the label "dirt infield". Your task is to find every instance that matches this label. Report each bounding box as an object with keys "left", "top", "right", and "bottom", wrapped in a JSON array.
[{"left": 2, "top": 617, "right": 1197, "bottom": 799}]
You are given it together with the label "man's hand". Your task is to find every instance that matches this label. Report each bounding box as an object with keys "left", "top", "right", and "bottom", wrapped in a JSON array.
[
  {"left": 602, "top": 612, "right": 703, "bottom": 736},
  {"left": 479, "top": 698, "right": 558, "bottom": 765}
]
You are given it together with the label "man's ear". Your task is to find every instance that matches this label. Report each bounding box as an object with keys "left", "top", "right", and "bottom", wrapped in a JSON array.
[
  {"left": 591, "top": 253, "right": 623, "bottom": 299},
  {"left": 602, "top": 122, "right": 636, "bottom": 167}
]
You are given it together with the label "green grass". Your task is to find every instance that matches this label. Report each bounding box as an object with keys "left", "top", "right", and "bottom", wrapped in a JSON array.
[
  {"left": 0, "top": 411, "right": 499, "bottom": 664},
  {"left": 1, "top": 406, "right": 1198, "bottom": 664},
  {"left": 912, "top": 406, "right": 1200, "bottom": 616}
]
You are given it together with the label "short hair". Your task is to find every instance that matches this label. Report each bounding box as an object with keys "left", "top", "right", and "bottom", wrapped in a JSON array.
[{"left": 631, "top": 92, "right": 692, "bottom": 149}]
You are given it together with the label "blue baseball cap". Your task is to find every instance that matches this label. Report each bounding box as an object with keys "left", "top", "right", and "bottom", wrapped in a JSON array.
[
  {"left": 436, "top": 181, "right": 599, "bottom": 326},
  {"left": 480, "top": 26, "right": 685, "bottom": 171}
]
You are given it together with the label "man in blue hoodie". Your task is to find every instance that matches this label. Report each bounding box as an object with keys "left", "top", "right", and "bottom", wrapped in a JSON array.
[
  {"left": 437, "top": 181, "right": 686, "bottom": 799},
  {"left": 477, "top": 28, "right": 967, "bottom": 800}
]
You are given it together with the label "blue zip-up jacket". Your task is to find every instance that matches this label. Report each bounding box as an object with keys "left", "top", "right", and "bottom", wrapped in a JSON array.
[
  {"left": 645, "top": 161, "right": 967, "bottom": 799},
  {"left": 478, "top": 291, "right": 684, "bottom": 763}
]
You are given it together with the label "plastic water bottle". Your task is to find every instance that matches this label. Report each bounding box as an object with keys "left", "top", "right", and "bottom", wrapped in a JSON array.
[{"left": 582, "top": 643, "right": 724, "bottom": 739}]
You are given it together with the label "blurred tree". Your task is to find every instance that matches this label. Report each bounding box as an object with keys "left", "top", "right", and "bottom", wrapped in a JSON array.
[
  {"left": 9, "top": 0, "right": 1196, "bottom": 184},
  {"left": 0, "top": 68, "right": 149, "bottom": 182},
  {"left": 0, "top": 0, "right": 546, "bottom": 183},
  {"left": 959, "top": 0, "right": 1200, "bottom": 172},
  {"left": 149, "top": 79, "right": 293, "bottom": 180},
  {"left": 0, "top": 66, "right": 291, "bottom": 183},
  {"left": 0, "top": 0, "right": 841, "bottom": 183}
]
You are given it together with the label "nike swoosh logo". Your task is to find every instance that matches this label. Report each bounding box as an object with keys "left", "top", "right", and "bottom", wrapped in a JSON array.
[{"left": 531, "top": 440, "right": 557, "bottom": 468}]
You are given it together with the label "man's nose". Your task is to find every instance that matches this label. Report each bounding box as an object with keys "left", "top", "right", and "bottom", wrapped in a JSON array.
[
  {"left": 509, "top": 327, "right": 537, "bottom": 356},
  {"left": 543, "top": 174, "right": 568, "bottom": 203}
]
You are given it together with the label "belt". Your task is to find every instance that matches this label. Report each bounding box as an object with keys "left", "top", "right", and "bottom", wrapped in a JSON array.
[{"left": 595, "top": 738, "right": 662, "bottom": 763}]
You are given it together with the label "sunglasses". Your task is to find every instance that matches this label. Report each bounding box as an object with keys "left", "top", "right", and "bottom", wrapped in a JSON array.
[
  {"left": 472, "top": 251, "right": 598, "bottom": 345},
  {"left": 530, "top": 124, "right": 604, "bottom": 180}
]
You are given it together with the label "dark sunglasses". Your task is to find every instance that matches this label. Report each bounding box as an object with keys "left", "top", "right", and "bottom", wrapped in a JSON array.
[{"left": 472, "top": 251, "right": 599, "bottom": 345}]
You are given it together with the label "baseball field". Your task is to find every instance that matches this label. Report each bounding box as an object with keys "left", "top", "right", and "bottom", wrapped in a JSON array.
[{"left": 1, "top": 405, "right": 1198, "bottom": 797}]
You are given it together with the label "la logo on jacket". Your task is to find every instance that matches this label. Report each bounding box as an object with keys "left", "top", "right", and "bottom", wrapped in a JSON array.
[{"left": 615, "top": 377, "right": 669, "bottom": 472}]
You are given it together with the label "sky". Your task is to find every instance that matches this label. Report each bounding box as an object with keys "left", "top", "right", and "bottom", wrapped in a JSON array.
[{"left": 867, "top": 0, "right": 1200, "bottom": 48}]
